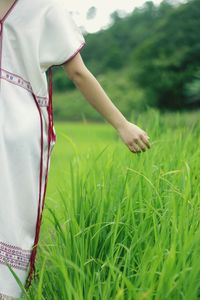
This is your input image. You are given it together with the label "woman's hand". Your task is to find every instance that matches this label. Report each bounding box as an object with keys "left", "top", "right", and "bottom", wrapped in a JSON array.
[
  {"left": 117, "top": 120, "right": 151, "bottom": 154},
  {"left": 63, "top": 54, "right": 151, "bottom": 151}
]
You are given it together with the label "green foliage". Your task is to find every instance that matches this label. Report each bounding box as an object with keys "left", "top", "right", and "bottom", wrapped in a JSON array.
[
  {"left": 131, "top": 0, "right": 200, "bottom": 108},
  {"left": 52, "top": 0, "right": 200, "bottom": 115},
  {"left": 52, "top": 67, "right": 75, "bottom": 92},
  {"left": 22, "top": 110, "right": 200, "bottom": 299},
  {"left": 81, "top": 1, "right": 165, "bottom": 75},
  {"left": 184, "top": 68, "right": 200, "bottom": 104}
]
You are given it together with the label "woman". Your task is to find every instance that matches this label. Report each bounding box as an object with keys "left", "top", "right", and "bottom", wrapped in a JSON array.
[{"left": 0, "top": 0, "right": 150, "bottom": 299}]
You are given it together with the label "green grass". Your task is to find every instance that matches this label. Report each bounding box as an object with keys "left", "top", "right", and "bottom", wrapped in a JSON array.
[{"left": 19, "top": 108, "right": 200, "bottom": 300}]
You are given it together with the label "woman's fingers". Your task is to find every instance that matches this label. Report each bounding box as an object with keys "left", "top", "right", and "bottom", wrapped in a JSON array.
[
  {"left": 129, "top": 141, "right": 142, "bottom": 153},
  {"left": 129, "top": 146, "right": 139, "bottom": 153},
  {"left": 141, "top": 134, "right": 151, "bottom": 149},
  {"left": 137, "top": 139, "right": 147, "bottom": 152},
  {"left": 128, "top": 141, "right": 138, "bottom": 153},
  {"left": 118, "top": 122, "right": 151, "bottom": 154},
  {"left": 129, "top": 134, "right": 151, "bottom": 153}
]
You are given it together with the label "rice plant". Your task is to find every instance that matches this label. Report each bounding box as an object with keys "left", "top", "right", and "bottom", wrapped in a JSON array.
[{"left": 19, "top": 108, "right": 200, "bottom": 300}]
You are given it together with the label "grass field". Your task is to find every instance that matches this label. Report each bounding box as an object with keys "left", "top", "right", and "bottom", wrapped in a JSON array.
[{"left": 19, "top": 108, "right": 200, "bottom": 300}]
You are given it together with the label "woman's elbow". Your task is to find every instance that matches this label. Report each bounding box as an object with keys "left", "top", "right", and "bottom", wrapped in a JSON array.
[{"left": 69, "top": 67, "right": 89, "bottom": 83}]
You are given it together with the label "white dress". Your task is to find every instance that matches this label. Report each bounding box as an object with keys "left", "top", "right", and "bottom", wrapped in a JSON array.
[{"left": 0, "top": 0, "right": 85, "bottom": 297}]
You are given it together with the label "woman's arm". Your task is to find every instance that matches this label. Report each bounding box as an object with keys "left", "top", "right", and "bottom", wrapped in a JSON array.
[{"left": 62, "top": 53, "right": 151, "bottom": 154}]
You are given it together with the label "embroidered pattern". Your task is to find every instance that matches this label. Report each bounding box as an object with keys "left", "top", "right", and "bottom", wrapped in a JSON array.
[
  {"left": 0, "top": 241, "right": 31, "bottom": 271},
  {"left": 0, "top": 68, "right": 49, "bottom": 106}
]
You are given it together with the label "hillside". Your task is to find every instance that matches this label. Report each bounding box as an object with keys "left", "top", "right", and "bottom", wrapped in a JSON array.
[{"left": 52, "top": 0, "right": 200, "bottom": 121}]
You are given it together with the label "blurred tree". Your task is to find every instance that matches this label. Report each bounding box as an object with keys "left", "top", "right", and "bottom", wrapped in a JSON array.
[
  {"left": 86, "top": 7, "right": 97, "bottom": 20},
  {"left": 184, "top": 68, "right": 200, "bottom": 105},
  {"left": 52, "top": 0, "right": 200, "bottom": 109},
  {"left": 52, "top": 67, "right": 75, "bottom": 91},
  {"left": 130, "top": 0, "right": 200, "bottom": 108},
  {"left": 110, "top": 11, "right": 122, "bottom": 23}
]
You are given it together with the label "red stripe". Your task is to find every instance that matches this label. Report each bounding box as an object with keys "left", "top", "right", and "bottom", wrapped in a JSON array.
[
  {"left": 50, "top": 41, "right": 86, "bottom": 67},
  {"left": 25, "top": 92, "right": 44, "bottom": 289},
  {"left": 61, "top": 42, "right": 86, "bottom": 65},
  {"left": 25, "top": 67, "right": 54, "bottom": 289},
  {"left": 0, "top": 68, "right": 49, "bottom": 106},
  {"left": 41, "top": 67, "right": 54, "bottom": 215}
]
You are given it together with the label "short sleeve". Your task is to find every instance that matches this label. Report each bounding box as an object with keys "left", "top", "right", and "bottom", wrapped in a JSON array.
[{"left": 39, "top": 0, "right": 86, "bottom": 72}]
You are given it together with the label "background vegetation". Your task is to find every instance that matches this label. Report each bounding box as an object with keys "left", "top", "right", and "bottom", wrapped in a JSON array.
[
  {"left": 51, "top": 0, "right": 200, "bottom": 122},
  {"left": 18, "top": 109, "right": 200, "bottom": 300}
]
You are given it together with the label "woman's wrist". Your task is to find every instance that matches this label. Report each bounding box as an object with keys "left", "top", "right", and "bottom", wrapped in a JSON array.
[{"left": 113, "top": 116, "right": 129, "bottom": 132}]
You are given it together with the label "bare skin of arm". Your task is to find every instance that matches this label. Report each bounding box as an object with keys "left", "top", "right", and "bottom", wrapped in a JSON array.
[{"left": 62, "top": 53, "right": 151, "bottom": 154}]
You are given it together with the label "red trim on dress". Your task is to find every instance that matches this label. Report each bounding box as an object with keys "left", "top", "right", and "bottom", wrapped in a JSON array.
[
  {"left": 62, "top": 41, "right": 86, "bottom": 65},
  {"left": 0, "top": 68, "right": 49, "bottom": 106},
  {"left": 25, "top": 67, "right": 55, "bottom": 289},
  {"left": 0, "top": 241, "right": 31, "bottom": 271},
  {"left": 25, "top": 92, "right": 44, "bottom": 289},
  {"left": 51, "top": 41, "right": 86, "bottom": 67}
]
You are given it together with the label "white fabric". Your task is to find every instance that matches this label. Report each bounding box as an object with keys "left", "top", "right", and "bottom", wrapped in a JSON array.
[
  {"left": 0, "top": 0, "right": 85, "bottom": 298},
  {"left": 0, "top": 293, "right": 13, "bottom": 300}
]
